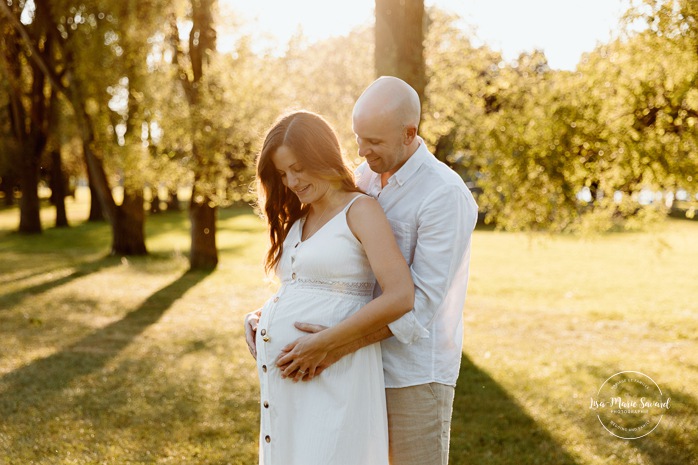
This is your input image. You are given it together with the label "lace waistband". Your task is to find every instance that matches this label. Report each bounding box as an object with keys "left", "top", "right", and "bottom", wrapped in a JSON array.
[{"left": 291, "top": 278, "right": 375, "bottom": 297}]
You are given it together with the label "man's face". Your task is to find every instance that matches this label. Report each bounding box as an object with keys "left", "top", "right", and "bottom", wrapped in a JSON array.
[{"left": 352, "top": 113, "right": 406, "bottom": 175}]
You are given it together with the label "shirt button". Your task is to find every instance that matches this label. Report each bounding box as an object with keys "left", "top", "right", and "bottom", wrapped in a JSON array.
[
  {"left": 262, "top": 365, "right": 267, "bottom": 372},
  {"left": 292, "top": 272, "right": 296, "bottom": 279},
  {"left": 264, "top": 401, "right": 269, "bottom": 408},
  {"left": 260, "top": 329, "right": 267, "bottom": 336},
  {"left": 265, "top": 435, "right": 271, "bottom": 443},
  {"left": 273, "top": 297, "right": 279, "bottom": 302}
]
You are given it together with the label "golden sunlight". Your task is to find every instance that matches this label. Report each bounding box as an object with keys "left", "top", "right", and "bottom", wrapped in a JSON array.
[{"left": 217, "top": 0, "right": 628, "bottom": 70}]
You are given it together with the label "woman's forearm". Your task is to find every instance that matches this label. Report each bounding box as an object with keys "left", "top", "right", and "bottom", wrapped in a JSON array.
[{"left": 314, "top": 288, "right": 412, "bottom": 352}]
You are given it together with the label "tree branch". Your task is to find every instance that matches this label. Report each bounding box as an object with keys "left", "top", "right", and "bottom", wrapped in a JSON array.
[
  {"left": 0, "top": 0, "right": 68, "bottom": 96},
  {"left": 168, "top": 13, "right": 196, "bottom": 105}
]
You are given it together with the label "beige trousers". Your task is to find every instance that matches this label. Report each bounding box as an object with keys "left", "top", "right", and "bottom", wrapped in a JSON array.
[{"left": 386, "top": 383, "right": 455, "bottom": 465}]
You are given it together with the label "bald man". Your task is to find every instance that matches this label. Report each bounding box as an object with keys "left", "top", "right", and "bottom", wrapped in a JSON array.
[
  {"left": 351, "top": 76, "right": 478, "bottom": 464},
  {"left": 246, "top": 77, "right": 478, "bottom": 464}
]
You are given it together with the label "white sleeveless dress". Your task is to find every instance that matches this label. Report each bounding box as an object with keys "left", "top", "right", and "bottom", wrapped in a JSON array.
[{"left": 256, "top": 195, "right": 389, "bottom": 465}]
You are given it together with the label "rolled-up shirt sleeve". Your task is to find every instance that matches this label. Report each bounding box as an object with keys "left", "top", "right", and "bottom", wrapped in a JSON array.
[
  {"left": 387, "top": 184, "right": 477, "bottom": 343},
  {"left": 387, "top": 310, "right": 429, "bottom": 343}
]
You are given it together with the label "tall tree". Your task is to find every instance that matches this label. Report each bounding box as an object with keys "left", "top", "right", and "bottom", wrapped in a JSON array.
[
  {"left": 48, "top": 89, "right": 68, "bottom": 227},
  {"left": 0, "top": 0, "right": 53, "bottom": 234},
  {"left": 170, "top": 0, "right": 219, "bottom": 269},
  {"left": 375, "top": 0, "right": 426, "bottom": 102}
]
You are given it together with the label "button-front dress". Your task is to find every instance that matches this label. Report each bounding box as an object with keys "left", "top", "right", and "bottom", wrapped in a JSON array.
[{"left": 255, "top": 195, "right": 389, "bottom": 465}]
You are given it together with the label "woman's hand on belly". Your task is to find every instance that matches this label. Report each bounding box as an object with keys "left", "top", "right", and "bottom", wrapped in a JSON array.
[
  {"left": 277, "top": 322, "right": 353, "bottom": 382},
  {"left": 275, "top": 331, "right": 332, "bottom": 382}
]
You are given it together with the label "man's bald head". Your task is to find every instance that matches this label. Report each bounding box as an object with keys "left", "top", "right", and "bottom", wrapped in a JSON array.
[
  {"left": 352, "top": 77, "right": 422, "bottom": 180},
  {"left": 353, "top": 76, "right": 421, "bottom": 129}
]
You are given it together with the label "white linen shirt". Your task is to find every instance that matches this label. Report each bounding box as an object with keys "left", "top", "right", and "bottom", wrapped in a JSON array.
[{"left": 355, "top": 138, "right": 478, "bottom": 388}]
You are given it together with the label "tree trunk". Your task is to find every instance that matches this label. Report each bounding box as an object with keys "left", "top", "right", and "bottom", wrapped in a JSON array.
[
  {"left": 71, "top": 63, "right": 146, "bottom": 257},
  {"left": 5, "top": 23, "right": 48, "bottom": 234},
  {"left": 84, "top": 159, "right": 105, "bottom": 222},
  {"left": 167, "top": 189, "right": 180, "bottom": 211},
  {"left": 150, "top": 190, "right": 162, "bottom": 214},
  {"left": 112, "top": 187, "right": 147, "bottom": 256},
  {"left": 70, "top": 88, "right": 117, "bottom": 225},
  {"left": 433, "top": 131, "right": 456, "bottom": 166},
  {"left": 375, "top": 0, "right": 426, "bottom": 103},
  {"left": 50, "top": 150, "right": 69, "bottom": 227},
  {"left": 189, "top": 185, "right": 218, "bottom": 270},
  {"left": 171, "top": 0, "right": 218, "bottom": 270},
  {"left": 87, "top": 178, "right": 106, "bottom": 221},
  {"left": 1, "top": 175, "right": 16, "bottom": 206},
  {"left": 18, "top": 144, "right": 43, "bottom": 234},
  {"left": 18, "top": 55, "right": 48, "bottom": 234}
]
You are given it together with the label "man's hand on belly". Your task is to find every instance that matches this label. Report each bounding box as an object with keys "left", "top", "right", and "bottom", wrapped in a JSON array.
[
  {"left": 244, "top": 309, "right": 261, "bottom": 359},
  {"left": 274, "top": 322, "right": 350, "bottom": 382}
]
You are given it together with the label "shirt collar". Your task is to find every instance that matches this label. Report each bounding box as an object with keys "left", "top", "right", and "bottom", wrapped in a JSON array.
[{"left": 390, "top": 137, "right": 430, "bottom": 187}]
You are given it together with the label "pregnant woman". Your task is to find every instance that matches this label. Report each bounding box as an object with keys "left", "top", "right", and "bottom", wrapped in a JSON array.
[{"left": 251, "top": 110, "right": 414, "bottom": 465}]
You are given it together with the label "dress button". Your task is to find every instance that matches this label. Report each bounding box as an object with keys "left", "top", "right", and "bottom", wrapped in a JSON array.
[
  {"left": 264, "top": 401, "right": 269, "bottom": 408},
  {"left": 260, "top": 329, "right": 267, "bottom": 336},
  {"left": 262, "top": 336, "right": 270, "bottom": 342},
  {"left": 265, "top": 435, "right": 271, "bottom": 443},
  {"left": 262, "top": 365, "right": 267, "bottom": 372},
  {"left": 273, "top": 296, "right": 279, "bottom": 302}
]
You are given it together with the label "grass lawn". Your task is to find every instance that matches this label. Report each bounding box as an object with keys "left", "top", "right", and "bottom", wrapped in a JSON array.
[{"left": 1, "top": 193, "right": 696, "bottom": 464}]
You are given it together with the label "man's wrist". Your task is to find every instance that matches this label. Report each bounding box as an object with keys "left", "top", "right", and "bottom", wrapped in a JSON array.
[{"left": 314, "top": 328, "right": 341, "bottom": 352}]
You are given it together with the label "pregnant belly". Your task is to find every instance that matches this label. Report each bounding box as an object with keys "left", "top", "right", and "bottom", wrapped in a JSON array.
[{"left": 257, "top": 290, "right": 368, "bottom": 362}]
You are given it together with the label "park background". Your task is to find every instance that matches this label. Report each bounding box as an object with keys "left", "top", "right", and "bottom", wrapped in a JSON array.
[{"left": 1, "top": 0, "right": 697, "bottom": 463}]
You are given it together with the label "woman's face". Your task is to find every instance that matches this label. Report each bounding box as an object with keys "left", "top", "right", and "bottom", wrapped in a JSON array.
[{"left": 271, "top": 145, "right": 330, "bottom": 205}]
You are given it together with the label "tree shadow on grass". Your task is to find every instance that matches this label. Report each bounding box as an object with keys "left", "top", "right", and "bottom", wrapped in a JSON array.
[
  {"left": 627, "top": 388, "right": 698, "bottom": 465},
  {"left": 450, "top": 353, "right": 580, "bottom": 465},
  {"left": 0, "top": 256, "right": 121, "bottom": 311},
  {"left": 0, "top": 269, "right": 211, "bottom": 423},
  {"left": 582, "top": 365, "right": 698, "bottom": 464},
  {"left": 0, "top": 263, "right": 74, "bottom": 286}
]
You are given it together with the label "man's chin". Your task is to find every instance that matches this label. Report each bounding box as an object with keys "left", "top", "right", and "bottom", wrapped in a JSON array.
[{"left": 367, "top": 160, "right": 383, "bottom": 172}]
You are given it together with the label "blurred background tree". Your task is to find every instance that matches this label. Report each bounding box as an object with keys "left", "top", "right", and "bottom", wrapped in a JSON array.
[{"left": 375, "top": 0, "right": 425, "bottom": 103}]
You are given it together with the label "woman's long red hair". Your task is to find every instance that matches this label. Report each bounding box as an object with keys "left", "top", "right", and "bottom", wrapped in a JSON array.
[{"left": 256, "top": 111, "right": 361, "bottom": 274}]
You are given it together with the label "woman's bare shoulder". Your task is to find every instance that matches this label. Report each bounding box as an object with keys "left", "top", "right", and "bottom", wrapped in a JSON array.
[{"left": 347, "top": 194, "right": 382, "bottom": 217}]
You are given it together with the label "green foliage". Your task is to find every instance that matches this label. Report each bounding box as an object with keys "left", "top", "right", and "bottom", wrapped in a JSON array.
[
  {"left": 420, "top": 5, "right": 697, "bottom": 232},
  {"left": 184, "top": 49, "right": 283, "bottom": 205},
  {"left": 269, "top": 26, "right": 375, "bottom": 162}
]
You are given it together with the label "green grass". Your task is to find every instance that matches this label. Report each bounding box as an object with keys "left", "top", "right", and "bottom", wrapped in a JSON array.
[{"left": 1, "top": 193, "right": 696, "bottom": 464}]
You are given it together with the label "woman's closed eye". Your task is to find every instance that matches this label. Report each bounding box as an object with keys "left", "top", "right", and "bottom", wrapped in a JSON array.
[{"left": 278, "top": 166, "right": 304, "bottom": 178}]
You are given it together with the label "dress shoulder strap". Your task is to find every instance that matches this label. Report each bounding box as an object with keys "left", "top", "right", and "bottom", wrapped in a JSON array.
[{"left": 343, "top": 193, "right": 369, "bottom": 212}]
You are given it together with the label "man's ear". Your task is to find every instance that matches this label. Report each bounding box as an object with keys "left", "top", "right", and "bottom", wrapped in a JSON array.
[{"left": 403, "top": 125, "right": 418, "bottom": 145}]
